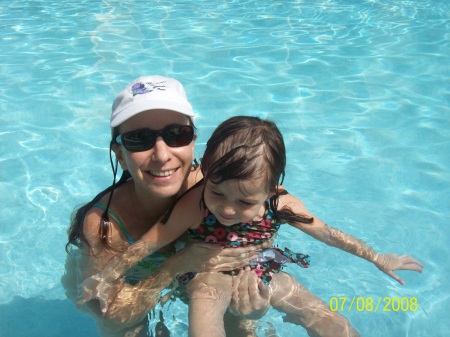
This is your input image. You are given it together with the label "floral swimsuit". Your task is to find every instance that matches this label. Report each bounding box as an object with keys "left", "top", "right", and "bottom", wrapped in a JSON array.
[{"left": 187, "top": 201, "right": 310, "bottom": 285}]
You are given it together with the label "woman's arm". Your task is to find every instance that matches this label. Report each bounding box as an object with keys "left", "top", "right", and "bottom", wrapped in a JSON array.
[
  {"left": 104, "top": 186, "right": 205, "bottom": 281},
  {"left": 77, "top": 186, "right": 205, "bottom": 308},
  {"left": 77, "top": 184, "right": 265, "bottom": 313},
  {"left": 278, "top": 193, "right": 423, "bottom": 284},
  {"left": 71, "top": 238, "right": 262, "bottom": 317}
]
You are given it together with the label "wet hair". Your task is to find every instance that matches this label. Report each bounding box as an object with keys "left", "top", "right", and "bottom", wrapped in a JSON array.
[
  {"left": 66, "top": 117, "right": 197, "bottom": 252},
  {"left": 201, "top": 116, "right": 313, "bottom": 224}
]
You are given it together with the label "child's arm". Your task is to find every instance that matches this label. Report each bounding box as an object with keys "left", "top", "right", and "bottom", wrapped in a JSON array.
[
  {"left": 77, "top": 185, "right": 204, "bottom": 310},
  {"left": 278, "top": 192, "right": 423, "bottom": 285}
]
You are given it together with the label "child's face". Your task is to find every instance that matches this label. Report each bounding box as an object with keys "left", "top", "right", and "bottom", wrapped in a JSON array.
[{"left": 204, "top": 178, "right": 271, "bottom": 226}]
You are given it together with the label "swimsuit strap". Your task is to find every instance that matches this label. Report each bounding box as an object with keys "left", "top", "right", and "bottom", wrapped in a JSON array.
[
  {"left": 93, "top": 202, "right": 135, "bottom": 244},
  {"left": 264, "top": 199, "right": 273, "bottom": 218}
]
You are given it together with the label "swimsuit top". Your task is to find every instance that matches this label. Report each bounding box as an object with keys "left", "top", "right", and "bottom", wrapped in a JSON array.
[
  {"left": 187, "top": 201, "right": 310, "bottom": 285},
  {"left": 188, "top": 200, "right": 280, "bottom": 247}
]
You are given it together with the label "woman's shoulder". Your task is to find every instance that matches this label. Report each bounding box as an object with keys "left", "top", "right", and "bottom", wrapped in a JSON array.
[
  {"left": 82, "top": 205, "right": 108, "bottom": 250},
  {"left": 182, "top": 180, "right": 204, "bottom": 202},
  {"left": 82, "top": 198, "right": 131, "bottom": 252}
]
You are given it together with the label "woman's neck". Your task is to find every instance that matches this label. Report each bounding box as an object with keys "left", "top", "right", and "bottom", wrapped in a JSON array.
[
  {"left": 112, "top": 181, "right": 176, "bottom": 238},
  {"left": 133, "top": 183, "right": 176, "bottom": 219}
]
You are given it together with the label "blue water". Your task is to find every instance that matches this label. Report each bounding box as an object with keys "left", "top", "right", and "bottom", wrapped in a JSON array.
[{"left": 0, "top": 0, "right": 449, "bottom": 336}]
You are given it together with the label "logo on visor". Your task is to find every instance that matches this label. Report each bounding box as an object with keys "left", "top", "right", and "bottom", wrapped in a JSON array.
[{"left": 131, "top": 81, "right": 167, "bottom": 96}]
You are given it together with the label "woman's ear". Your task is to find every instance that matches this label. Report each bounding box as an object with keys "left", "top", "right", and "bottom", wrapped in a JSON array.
[{"left": 112, "top": 143, "right": 128, "bottom": 171}]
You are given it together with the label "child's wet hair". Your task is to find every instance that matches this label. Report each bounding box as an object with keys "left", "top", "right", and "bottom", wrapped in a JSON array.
[
  {"left": 201, "top": 116, "right": 286, "bottom": 192},
  {"left": 201, "top": 115, "right": 313, "bottom": 225}
]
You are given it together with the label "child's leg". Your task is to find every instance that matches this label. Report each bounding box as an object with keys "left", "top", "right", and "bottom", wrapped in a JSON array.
[
  {"left": 270, "top": 272, "right": 360, "bottom": 337},
  {"left": 186, "top": 272, "right": 232, "bottom": 337}
]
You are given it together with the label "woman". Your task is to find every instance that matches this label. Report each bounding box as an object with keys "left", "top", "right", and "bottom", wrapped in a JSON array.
[{"left": 62, "top": 75, "right": 270, "bottom": 337}]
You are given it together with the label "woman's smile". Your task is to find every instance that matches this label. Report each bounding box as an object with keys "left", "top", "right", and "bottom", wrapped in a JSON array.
[{"left": 148, "top": 168, "right": 177, "bottom": 177}]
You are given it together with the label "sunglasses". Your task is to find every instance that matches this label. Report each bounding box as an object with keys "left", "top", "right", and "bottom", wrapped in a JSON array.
[{"left": 115, "top": 125, "right": 195, "bottom": 152}]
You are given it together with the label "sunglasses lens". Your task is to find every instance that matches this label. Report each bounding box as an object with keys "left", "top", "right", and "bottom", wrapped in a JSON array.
[
  {"left": 163, "top": 126, "right": 194, "bottom": 147},
  {"left": 120, "top": 125, "right": 194, "bottom": 152},
  {"left": 121, "top": 129, "right": 156, "bottom": 151}
]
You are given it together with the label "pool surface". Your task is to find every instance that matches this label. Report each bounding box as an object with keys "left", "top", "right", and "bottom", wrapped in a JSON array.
[{"left": 0, "top": 1, "right": 449, "bottom": 336}]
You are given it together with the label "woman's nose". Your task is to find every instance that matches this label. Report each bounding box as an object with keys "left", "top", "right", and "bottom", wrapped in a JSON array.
[{"left": 151, "top": 137, "right": 170, "bottom": 162}]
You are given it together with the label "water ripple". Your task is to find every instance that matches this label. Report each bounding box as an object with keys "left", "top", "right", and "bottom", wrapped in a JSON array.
[{"left": 1, "top": 0, "right": 449, "bottom": 336}]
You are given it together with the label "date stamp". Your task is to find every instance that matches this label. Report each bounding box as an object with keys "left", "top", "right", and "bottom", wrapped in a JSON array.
[{"left": 329, "top": 296, "right": 418, "bottom": 312}]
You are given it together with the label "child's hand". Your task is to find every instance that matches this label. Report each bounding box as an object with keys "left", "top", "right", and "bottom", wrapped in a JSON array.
[
  {"left": 77, "top": 274, "right": 124, "bottom": 313},
  {"left": 373, "top": 253, "right": 424, "bottom": 285}
]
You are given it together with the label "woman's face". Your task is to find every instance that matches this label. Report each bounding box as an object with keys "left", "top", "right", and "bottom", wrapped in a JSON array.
[{"left": 115, "top": 109, "right": 195, "bottom": 199}]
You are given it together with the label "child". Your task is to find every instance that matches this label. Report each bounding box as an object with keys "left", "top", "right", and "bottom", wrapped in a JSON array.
[{"left": 79, "top": 116, "right": 423, "bottom": 337}]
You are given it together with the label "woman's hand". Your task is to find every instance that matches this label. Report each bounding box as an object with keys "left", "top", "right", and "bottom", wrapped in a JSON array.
[
  {"left": 373, "top": 253, "right": 424, "bottom": 285},
  {"left": 172, "top": 242, "right": 260, "bottom": 274},
  {"left": 229, "top": 268, "right": 271, "bottom": 319},
  {"left": 77, "top": 274, "right": 124, "bottom": 313}
]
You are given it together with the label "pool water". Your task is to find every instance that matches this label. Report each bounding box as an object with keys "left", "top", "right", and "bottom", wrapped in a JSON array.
[{"left": 0, "top": 1, "right": 449, "bottom": 336}]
